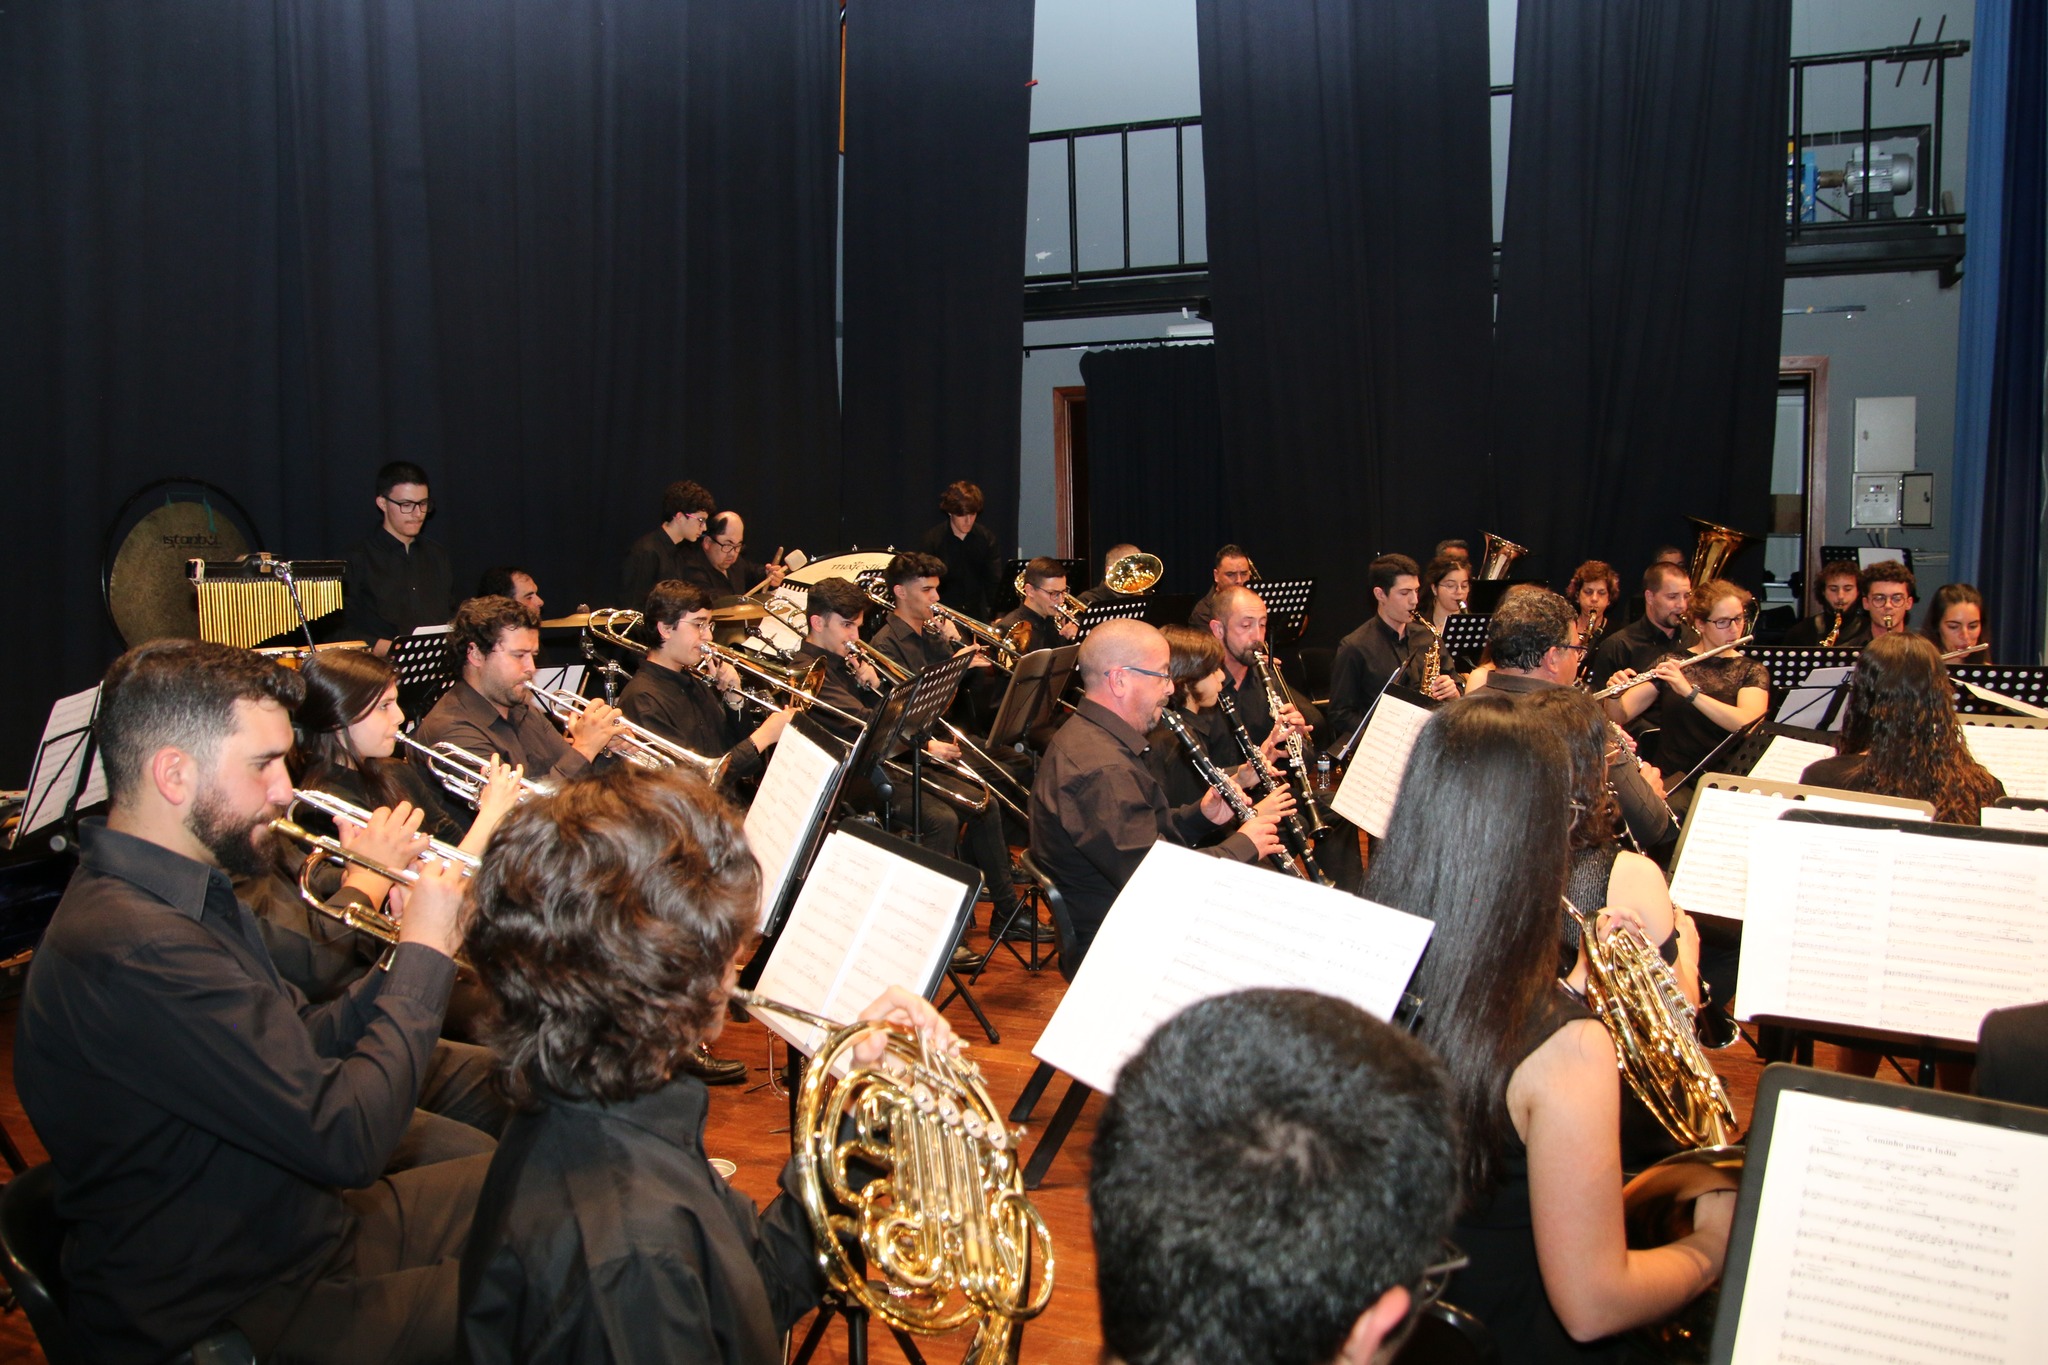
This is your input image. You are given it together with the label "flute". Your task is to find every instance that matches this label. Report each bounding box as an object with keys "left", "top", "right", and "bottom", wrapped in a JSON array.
[{"left": 1588, "top": 636, "right": 1753, "bottom": 701}]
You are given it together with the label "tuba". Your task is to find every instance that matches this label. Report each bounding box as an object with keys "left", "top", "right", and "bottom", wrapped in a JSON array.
[
  {"left": 1685, "top": 517, "right": 1754, "bottom": 588},
  {"left": 735, "top": 991, "right": 1054, "bottom": 1363},
  {"left": 1478, "top": 532, "right": 1530, "bottom": 581}
]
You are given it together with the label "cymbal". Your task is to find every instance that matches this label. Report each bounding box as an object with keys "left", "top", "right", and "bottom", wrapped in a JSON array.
[
  {"left": 540, "top": 613, "right": 591, "bottom": 629},
  {"left": 709, "top": 601, "right": 768, "bottom": 622}
]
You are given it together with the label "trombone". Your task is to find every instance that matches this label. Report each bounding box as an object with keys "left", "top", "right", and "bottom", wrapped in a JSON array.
[
  {"left": 846, "top": 639, "right": 1029, "bottom": 823},
  {"left": 1011, "top": 568, "right": 1085, "bottom": 635},
  {"left": 393, "top": 733, "right": 555, "bottom": 807},
  {"left": 524, "top": 682, "right": 733, "bottom": 786},
  {"left": 857, "top": 579, "right": 1031, "bottom": 670}
]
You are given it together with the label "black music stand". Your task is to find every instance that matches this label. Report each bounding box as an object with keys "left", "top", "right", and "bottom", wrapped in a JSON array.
[
  {"left": 388, "top": 628, "right": 457, "bottom": 721},
  {"left": 1748, "top": 644, "right": 1861, "bottom": 696},
  {"left": 1439, "top": 612, "right": 1491, "bottom": 661},
  {"left": 1253, "top": 578, "right": 1316, "bottom": 647},
  {"left": 988, "top": 645, "right": 1080, "bottom": 752},
  {"left": 1950, "top": 663, "right": 2048, "bottom": 715},
  {"left": 1075, "top": 596, "right": 1149, "bottom": 636}
]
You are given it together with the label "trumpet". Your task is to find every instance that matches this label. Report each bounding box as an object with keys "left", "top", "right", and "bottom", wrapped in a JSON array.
[
  {"left": 394, "top": 733, "right": 554, "bottom": 807},
  {"left": 1011, "top": 568, "right": 1086, "bottom": 636},
  {"left": 859, "top": 579, "right": 1030, "bottom": 669},
  {"left": 288, "top": 788, "right": 478, "bottom": 872},
  {"left": 524, "top": 683, "right": 732, "bottom": 785},
  {"left": 1587, "top": 636, "right": 1753, "bottom": 701},
  {"left": 267, "top": 817, "right": 416, "bottom": 945},
  {"left": 733, "top": 990, "right": 1053, "bottom": 1359}
]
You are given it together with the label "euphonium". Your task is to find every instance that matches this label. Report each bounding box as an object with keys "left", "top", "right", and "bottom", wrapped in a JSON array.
[
  {"left": 1104, "top": 551, "right": 1163, "bottom": 594},
  {"left": 1685, "top": 517, "right": 1753, "bottom": 588},
  {"left": 1478, "top": 532, "right": 1530, "bottom": 581},
  {"left": 734, "top": 991, "right": 1054, "bottom": 1363}
]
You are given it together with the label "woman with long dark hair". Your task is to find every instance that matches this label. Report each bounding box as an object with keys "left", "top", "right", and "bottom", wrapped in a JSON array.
[
  {"left": 1366, "top": 693, "right": 1731, "bottom": 1361},
  {"left": 1919, "top": 582, "right": 1990, "bottom": 662},
  {"left": 1801, "top": 632, "right": 2004, "bottom": 826}
]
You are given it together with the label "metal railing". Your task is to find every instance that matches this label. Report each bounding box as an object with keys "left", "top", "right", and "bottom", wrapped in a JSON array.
[{"left": 1023, "top": 38, "right": 1970, "bottom": 301}]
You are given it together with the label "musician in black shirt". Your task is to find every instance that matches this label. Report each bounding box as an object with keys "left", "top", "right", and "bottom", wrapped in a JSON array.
[
  {"left": 1188, "top": 543, "right": 1255, "bottom": 630},
  {"left": 916, "top": 479, "right": 1004, "bottom": 621},
  {"left": 475, "top": 566, "right": 546, "bottom": 619},
  {"left": 1587, "top": 560, "right": 1696, "bottom": 697},
  {"left": 1327, "top": 554, "right": 1455, "bottom": 744},
  {"left": 460, "top": 765, "right": 954, "bottom": 1365},
  {"left": 341, "top": 461, "right": 456, "bottom": 655},
  {"left": 619, "top": 479, "right": 713, "bottom": 609},
  {"left": 994, "top": 555, "right": 1080, "bottom": 655},
  {"left": 16, "top": 641, "right": 482, "bottom": 1365},
  {"left": 1781, "top": 559, "right": 1864, "bottom": 646},
  {"left": 617, "top": 580, "right": 790, "bottom": 786}
]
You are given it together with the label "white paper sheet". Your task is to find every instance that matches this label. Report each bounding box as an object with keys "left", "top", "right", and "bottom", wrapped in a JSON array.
[
  {"left": 741, "top": 723, "right": 842, "bottom": 930},
  {"left": 750, "top": 830, "right": 971, "bottom": 1055},
  {"left": 1981, "top": 806, "right": 2048, "bottom": 834},
  {"left": 1668, "top": 785, "right": 1928, "bottom": 922},
  {"left": 1962, "top": 724, "right": 2048, "bottom": 801},
  {"left": 1744, "top": 734, "right": 1838, "bottom": 785},
  {"left": 1730, "top": 1088, "right": 2048, "bottom": 1364},
  {"left": 1737, "top": 821, "right": 2048, "bottom": 1041},
  {"left": 1959, "top": 679, "right": 2048, "bottom": 719},
  {"left": 20, "top": 686, "right": 107, "bottom": 836},
  {"left": 1031, "top": 842, "right": 1434, "bottom": 1094},
  {"left": 1328, "top": 693, "right": 1434, "bottom": 838},
  {"left": 1774, "top": 665, "right": 1852, "bottom": 730}
]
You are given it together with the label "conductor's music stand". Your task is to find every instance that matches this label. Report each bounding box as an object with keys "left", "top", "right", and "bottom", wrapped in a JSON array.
[{"left": 388, "top": 627, "right": 457, "bottom": 721}]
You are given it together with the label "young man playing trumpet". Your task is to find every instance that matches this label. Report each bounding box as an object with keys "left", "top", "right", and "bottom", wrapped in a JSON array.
[{"left": 618, "top": 580, "right": 791, "bottom": 788}]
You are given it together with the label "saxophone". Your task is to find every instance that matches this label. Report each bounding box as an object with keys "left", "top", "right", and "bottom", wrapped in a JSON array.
[
  {"left": 1410, "top": 608, "right": 1443, "bottom": 696},
  {"left": 1819, "top": 609, "right": 1843, "bottom": 647}
]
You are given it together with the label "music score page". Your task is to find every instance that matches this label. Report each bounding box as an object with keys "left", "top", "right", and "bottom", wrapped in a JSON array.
[
  {"left": 1744, "top": 734, "right": 1837, "bottom": 785},
  {"left": 1729, "top": 1089, "right": 2048, "bottom": 1364},
  {"left": 1737, "top": 821, "right": 2048, "bottom": 1041},
  {"left": 1668, "top": 785, "right": 1927, "bottom": 922},
  {"left": 1962, "top": 724, "right": 2048, "bottom": 800},
  {"left": 742, "top": 723, "right": 842, "bottom": 929},
  {"left": 1032, "top": 843, "right": 1433, "bottom": 1094},
  {"left": 1330, "top": 693, "right": 1434, "bottom": 838},
  {"left": 751, "top": 831, "right": 968, "bottom": 1056}
]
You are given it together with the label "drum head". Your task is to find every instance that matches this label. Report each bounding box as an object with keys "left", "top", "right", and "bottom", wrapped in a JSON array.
[{"left": 103, "top": 481, "right": 262, "bottom": 648}]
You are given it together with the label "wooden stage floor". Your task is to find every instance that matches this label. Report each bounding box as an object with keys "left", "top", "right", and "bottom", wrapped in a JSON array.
[{"left": 0, "top": 930, "right": 1881, "bottom": 1365}]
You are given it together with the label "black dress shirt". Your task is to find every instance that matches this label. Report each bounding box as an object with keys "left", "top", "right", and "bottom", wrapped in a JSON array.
[
  {"left": 993, "top": 604, "right": 1065, "bottom": 656},
  {"left": 461, "top": 1078, "right": 821, "bottom": 1365},
  {"left": 1480, "top": 671, "right": 1677, "bottom": 850},
  {"left": 619, "top": 528, "right": 687, "bottom": 610},
  {"left": 617, "top": 658, "right": 765, "bottom": 783},
  {"left": 672, "top": 542, "right": 744, "bottom": 601},
  {"left": 1030, "top": 698, "right": 1257, "bottom": 959},
  {"left": 341, "top": 526, "right": 455, "bottom": 644},
  {"left": 1327, "top": 616, "right": 1423, "bottom": 745},
  {"left": 414, "top": 679, "right": 591, "bottom": 786},
  {"left": 15, "top": 823, "right": 455, "bottom": 1365},
  {"left": 1586, "top": 613, "right": 1693, "bottom": 691},
  {"left": 917, "top": 521, "right": 1003, "bottom": 622},
  {"left": 871, "top": 614, "right": 955, "bottom": 675}
]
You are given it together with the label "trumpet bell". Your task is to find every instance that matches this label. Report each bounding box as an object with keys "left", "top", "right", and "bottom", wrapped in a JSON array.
[
  {"left": 1479, "top": 532, "right": 1530, "bottom": 581},
  {"left": 1685, "top": 516, "right": 1754, "bottom": 588},
  {"left": 1105, "top": 551, "right": 1163, "bottom": 595}
]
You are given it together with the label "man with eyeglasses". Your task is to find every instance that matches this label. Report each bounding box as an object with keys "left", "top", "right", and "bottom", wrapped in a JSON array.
[
  {"left": 1091, "top": 988, "right": 1461, "bottom": 1365},
  {"left": 341, "top": 461, "right": 457, "bottom": 656},
  {"left": 1856, "top": 559, "right": 1917, "bottom": 645},
  {"left": 1030, "top": 619, "right": 1289, "bottom": 964},
  {"left": 1587, "top": 560, "right": 1698, "bottom": 710},
  {"left": 676, "top": 510, "right": 788, "bottom": 600},
  {"left": 1470, "top": 586, "right": 1675, "bottom": 850},
  {"left": 620, "top": 479, "right": 714, "bottom": 610}
]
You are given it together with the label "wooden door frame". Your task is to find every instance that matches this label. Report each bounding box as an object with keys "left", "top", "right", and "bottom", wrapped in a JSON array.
[
  {"left": 1052, "top": 386, "right": 1087, "bottom": 559},
  {"left": 1781, "top": 355, "right": 1830, "bottom": 605}
]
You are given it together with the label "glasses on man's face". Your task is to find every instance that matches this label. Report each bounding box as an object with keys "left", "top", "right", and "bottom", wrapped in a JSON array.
[
  {"left": 1558, "top": 642, "right": 1588, "bottom": 654},
  {"left": 385, "top": 498, "right": 432, "bottom": 514},
  {"left": 1118, "top": 665, "right": 1172, "bottom": 681},
  {"left": 709, "top": 537, "right": 744, "bottom": 552},
  {"left": 1867, "top": 592, "right": 1910, "bottom": 606},
  {"left": 1705, "top": 615, "right": 1745, "bottom": 630}
]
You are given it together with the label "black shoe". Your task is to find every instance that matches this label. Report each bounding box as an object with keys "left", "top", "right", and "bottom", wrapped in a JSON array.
[
  {"left": 951, "top": 945, "right": 983, "bottom": 974},
  {"left": 683, "top": 1047, "right": 749, "bottom": 1086},
  {"left": 995, "top": 914, "right": 1056, "bottom": 945}
]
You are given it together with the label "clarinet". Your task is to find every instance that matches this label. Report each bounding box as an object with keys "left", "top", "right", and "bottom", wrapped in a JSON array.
[
  {"left": 1249, "top": 647, "right": 1330, "bottom": 836},
  {"left": 1216, "top": 691, "right": 1332, "bottom": 886},
  {"left": 1159, "top": 711, "right": 1305, "bottom": 881}
]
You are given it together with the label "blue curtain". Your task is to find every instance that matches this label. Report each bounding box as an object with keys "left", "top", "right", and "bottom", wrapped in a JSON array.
[{"left": 1951, "top": 0, "right": 2047, "bottom": 663}]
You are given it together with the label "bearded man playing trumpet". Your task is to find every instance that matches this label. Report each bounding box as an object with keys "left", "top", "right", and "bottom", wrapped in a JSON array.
[{"left": 618, "top": 580, "right": 792, "bottom": 788}]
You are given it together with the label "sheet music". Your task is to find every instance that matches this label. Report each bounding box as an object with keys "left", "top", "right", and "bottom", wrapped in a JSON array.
[
  {"left": 1960, "top": 679, "right": 2048, "bottom": 719},
  {"left": 742, "top": 724, "right": 842, "bottom": 929},
  {"left": 1982, "top": 806, "right": 2048, "bottom": 834},
  {"left": 1962, "top": 724, "right": 2048, "bottom": 800},
  {"left": 1745, "top": 734, "right": 1838, "bottom": 785},
  {"left": 1668, "top": 785, "right": 1928, "bottom": 921},
  {"left": 1774, "top": 665, "right": 1851, "bottom": 730},
  {"left": 750, "top": 831, "right": 969, "bottom": 1055},
  {"left": 1738, "top": 821, "right": 2048, "bottom": 1041},
  {"left": 21, "top": 686, "right": 107, "bottom": 836},
  {"left": 1729, "top": 1088, "right": 2048, "bottom": 1364},
  {"left": 1329, "top": 694, "right": 1434, "bottom": 838},
  {"left": 530, "top": 663, "right": 586, "bottom": 695},
  {"left": 1032, "top": 842, "right": 1433, "bottom": 1094}
]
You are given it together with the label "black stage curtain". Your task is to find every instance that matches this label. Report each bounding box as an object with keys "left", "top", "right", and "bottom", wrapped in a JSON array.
[
  {"left": 1489, "top": 0, "right": 1792, "bottom": 587},
  {"left": 1195, "top": 0, "right": 1495, "bottom": 642},
  {"left": 839, "top": 0, "right": 1035, "bottom": 554},
  {"left": 1978, "top": 0, "right": 2046, "bottom": 664},
  {"left": 1080, "top": 346, "right": 1231, "bottom": 598},
  {"left": 0, "top": 0, "right": 840, "bottom": 782}
]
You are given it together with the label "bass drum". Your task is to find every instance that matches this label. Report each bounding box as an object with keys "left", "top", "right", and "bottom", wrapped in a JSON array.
[{"left": 758, "top": 550, "right": 897, "bottom": 656}]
